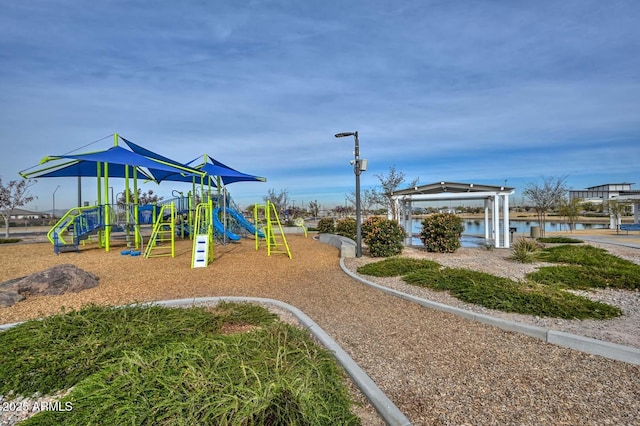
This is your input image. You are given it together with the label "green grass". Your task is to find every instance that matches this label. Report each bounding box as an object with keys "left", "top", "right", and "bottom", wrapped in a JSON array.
[
  {"left": 356, "top": 257, "right": 439, "bottom": 277},
  {"left": 403, "top": 268, "right": 620, "bottom": 319},
  {"left": 0, "top": 303, "right": 361, "bottom": 425},
  {"left": 527, "top": 245, "right": 640, "bottom": 290},
  {"left": 537, "top": 237, "right": 583, "bottom": 244},
  {"left": 537, "top": 244, "right": 635, "bottom": 269},
  {"left": 358, "top": 244, "right": 636, "bottom": 319}
]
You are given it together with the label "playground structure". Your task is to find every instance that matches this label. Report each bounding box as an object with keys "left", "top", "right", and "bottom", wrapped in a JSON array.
[
  {"left": 254, "top": 202, "right": 292, "bottom": 258},
  {"left": 20, "top": 133, "right": 294, "bottom": 264},
  {"left": 44, "top": 190, "right": 280, "bottom": 260}
]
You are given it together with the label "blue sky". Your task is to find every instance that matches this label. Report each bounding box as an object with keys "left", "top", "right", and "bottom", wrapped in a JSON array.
[{"left": 2, "top": 0, "right": 639, "bottom": 212}]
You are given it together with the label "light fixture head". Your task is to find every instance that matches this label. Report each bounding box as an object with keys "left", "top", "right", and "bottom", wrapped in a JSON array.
[{"left": 335, "top": 132, "right": 356, "bottom": 138}]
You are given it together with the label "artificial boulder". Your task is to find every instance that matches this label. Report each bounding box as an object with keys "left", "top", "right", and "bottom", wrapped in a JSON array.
[{"left": 0, "top": 264, "right": 99, "bottom": 307}]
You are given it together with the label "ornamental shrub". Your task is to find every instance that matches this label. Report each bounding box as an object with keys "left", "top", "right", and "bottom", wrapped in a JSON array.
[
  {"left": 335, "top": 217, "right": 357, "bottom": 241},
  {"left": 510, "top": 238, "right": 541, "bottom": 263},
  {"left": 420, "top": 213, "right": 464, "bottom": 253},
  {"left": 316, "top": 218, "right": 335, "bottom": 234},
  {"left": 362, "top": 217, "right": 406, "bottom": 257},
  {"left": 361, "top": 216, "right": 384, "bottom": 237}
]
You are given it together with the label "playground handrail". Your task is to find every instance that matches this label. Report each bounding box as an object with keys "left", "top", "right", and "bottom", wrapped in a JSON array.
[{"left": 47, "top": 204, "right": 104, "bottom": 245}]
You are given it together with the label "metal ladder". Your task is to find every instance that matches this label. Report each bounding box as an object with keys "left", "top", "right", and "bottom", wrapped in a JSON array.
[
  {"left": 144, "top": 203, "right": 176, "bottom": 258},
  {"left": 255, "top": 201, "right": 291, "bottom": 258}
]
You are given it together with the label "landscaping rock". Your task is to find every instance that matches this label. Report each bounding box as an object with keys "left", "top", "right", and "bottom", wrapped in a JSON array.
[{"left": 0, "top": 264, "right": 99, "bottom": 307}]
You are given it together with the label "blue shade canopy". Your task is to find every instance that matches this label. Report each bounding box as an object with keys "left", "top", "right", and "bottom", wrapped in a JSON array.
[
  {"left": 20, "top": 145, "right": 205, "bottom": 183},
  {"left": 118, "top": 137, "right": 206, "bottom": 184},
  {"left": 121, "top": 138, "right": 265, "bottom": 185},
  {"left": 54, "top": 146, "right": 204, "bottom": 177},
  {"left": 23, "top": 160, "right": 154, "bottom": 180},
  {"left": 187, "top": 156, "right": 266, "bottom": 185}
]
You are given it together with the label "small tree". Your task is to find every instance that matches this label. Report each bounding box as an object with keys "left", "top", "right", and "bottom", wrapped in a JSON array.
[
  {"left": 117, "top": 188, "right": 163, "bottom": 206},
  {"left": 371, "top": 165, "right": 418, "bottom": 221},
  {"left": 606, "top": 199, "right": 630, "bottom": 232},
  {"left": 522, "top": 176, "right": 568, "bottom": 238},
  {"left": 558, "top": 197, "right": 581, "bottom": 232},
  {"left": 264, "top": 188, "right": 289, "bottom": 217},
  {"left": 0, "top": 177, "right": 37, "bottom": 238},
  {"left": 582, "top": 201, "right": 600, "bottom": 213},
  {"left": 308, "top": 200, "right": 320, "bottom": 218},
  {"left": 332, "top": 205, "right": 350, "bottom": 218},
  {"left": 420, "top": 213, "right": 464, "bottom": 253},
  {"left": 345, "top": 188, "right": 378, "bottom": 218}
]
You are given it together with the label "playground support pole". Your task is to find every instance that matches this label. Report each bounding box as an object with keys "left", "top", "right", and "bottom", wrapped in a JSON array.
[
  {"left": 96, "top": 162, "right": 103, "bottom": 248},
  {"left": 222, "top": 187, "right": 227, "bottom": 245},
  {"left": 104, "top": 161, "right": 110, "bottom": 252},
  {"left": 123, "top": 165, "right": 129, "bottom": 245},
  {"left": 134, "top": 167, "right": 140, "bottom": 248}
]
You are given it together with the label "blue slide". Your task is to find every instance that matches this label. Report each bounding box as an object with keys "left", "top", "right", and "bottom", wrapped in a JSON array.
[
  {"left": 212, "top": 208, "right": 241, "bottom": 240},
  {"left": 225, "top": 208, "right": 265, "bottom": 238},
  {"left": 212, "top": 207, "right": 265, "bottom": 240}
]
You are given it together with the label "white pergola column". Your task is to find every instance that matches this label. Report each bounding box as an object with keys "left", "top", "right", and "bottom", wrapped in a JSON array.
[
  {"left": 404, "top": 199, "right": 413, "bottom": 246},
  {"left": 484, "top": 198, "right": 490, "bottom": 241},
  {"left": 610, "top": 214, "right": 620, "bottom": 230},
  {"left": 634, "top": 202, "right": 639, "bottom": 224},
  {"left": 493, "top": 195, "right": 501, "bottom": 248},
  {"left": 502, "top": 194, "right": 510, "bottom": 248}
]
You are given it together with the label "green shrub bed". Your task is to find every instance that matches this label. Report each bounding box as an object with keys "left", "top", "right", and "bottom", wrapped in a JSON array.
[
  {"left": 355, "top": 248, "right": 632, "bottom": 320},
  {"left": 1, "top": 303, "right": 361, "bottom": 425}
]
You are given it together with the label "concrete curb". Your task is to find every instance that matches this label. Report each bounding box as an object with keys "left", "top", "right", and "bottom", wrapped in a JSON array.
[
  {"left": 0, "top": 321, "right": 22, "bottom": 331},
  {"left": 151, "top": 298, "right": 411, "bottom": 425},
  {"left": 1, "top": 297, "right": 411, "bottom": 426},
  {"left": 340, "top": 259, "right": 640, "bottom": 366}
]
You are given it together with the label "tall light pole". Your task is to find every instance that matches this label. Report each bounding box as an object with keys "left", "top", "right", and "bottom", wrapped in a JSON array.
[
  {"left": 335, "top": 131, "right": 365, "bottom": 257},
  {"left": 52, "top": 185, "right": 61, "bottom": 219}
]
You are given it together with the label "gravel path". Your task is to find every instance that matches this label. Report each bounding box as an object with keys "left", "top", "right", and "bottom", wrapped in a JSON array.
[{"left": 1, "top": 236, "right": 639, "bottom": 425}]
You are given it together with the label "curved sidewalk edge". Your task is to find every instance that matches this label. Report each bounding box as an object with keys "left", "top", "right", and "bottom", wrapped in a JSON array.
[
  {"left": 1, "top": 297, "right": 412, "bottom": 426},
  {"left": 340, "top": 259, "right": 640, "bottom": 366}
]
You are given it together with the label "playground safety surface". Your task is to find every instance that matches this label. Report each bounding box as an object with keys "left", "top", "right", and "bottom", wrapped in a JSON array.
[{"left": 1, "top": 234, "right": 639, "bottom": 425}]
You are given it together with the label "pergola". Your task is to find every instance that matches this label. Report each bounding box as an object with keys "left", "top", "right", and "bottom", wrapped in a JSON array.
[{"left": 391, "top": 181, "right": 515, "bottom": 248}]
